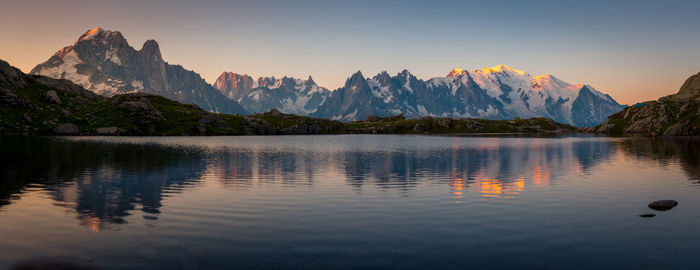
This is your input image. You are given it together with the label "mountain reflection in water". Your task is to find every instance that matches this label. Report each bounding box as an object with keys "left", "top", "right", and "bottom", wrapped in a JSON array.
[
  {"left": 0, "top": 137, "right": 206, "bottom": 231},
  {"left": 0, "top": 135, "right": 698, "bottom": 232}
]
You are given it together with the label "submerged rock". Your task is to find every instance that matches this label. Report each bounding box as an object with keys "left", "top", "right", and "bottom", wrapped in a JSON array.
[
  {"left": 648, "top": 200, "right": 678, "bottom": 211},
  {"left": 639, "top": 214, "right": 656, "bottom": 218}
]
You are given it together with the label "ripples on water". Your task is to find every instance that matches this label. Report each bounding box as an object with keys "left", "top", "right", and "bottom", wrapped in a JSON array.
[{"left": 0, "top": 135, "right": 699, "bottom": 269}]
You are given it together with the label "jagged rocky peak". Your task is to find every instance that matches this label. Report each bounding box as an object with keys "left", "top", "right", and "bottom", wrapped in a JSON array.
[
  {"left": 397, "top": 69, "right": 417, "bottom": 81},
  {"left": 345, "top": 71, "right": 367, "bottom": 88},
  {"left": 30, "top": 27, "right": 248, "bottom": 115},
  {"left": 77, "top": 27, "right": 103, "bottom": 40},
  {"left": 348, "top": 70, "right": 365, "bottom": 81},
  {"left": 139, "top": 39, "right": 162, "bottom": 60},
  {"left": 74, "top": 27, "right": 127, "bottom": 47},
  {"left": 373, "top": 71, "right": 392, "bottom": 85},
  {"left": 447, "top": 68, "right": 465, "bottom": 77},
  {"left": 215, "top": 72, "right": 254, "bottom": 88},
  {"left": 281, "top": 76, "right": 298, "bottom": 86},
  {"left": 257, "top": 76, "right": 279, "bottom": 88},
  {"left": 305, "top": 75, "right": 316, "bottom": 86}
]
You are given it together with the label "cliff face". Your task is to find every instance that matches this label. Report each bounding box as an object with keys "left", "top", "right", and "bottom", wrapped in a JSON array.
[
  {"left": 30, "top": 27, "right": 248, "bottom": 115},
  {"left": 589, "top": 72, "right": 700, "bottom": 136}
]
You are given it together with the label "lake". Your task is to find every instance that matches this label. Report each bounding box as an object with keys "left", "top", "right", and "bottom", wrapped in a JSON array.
[{"left": 1, "top": 135, "right": 699, "bottom": 269}]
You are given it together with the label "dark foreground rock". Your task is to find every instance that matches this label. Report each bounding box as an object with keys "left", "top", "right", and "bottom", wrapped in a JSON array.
[
  {"left": 648, "top": 200, "right": 678, "bottom": 211},
  {"left": 586, "top": 71, "right": 700, "bottom": 136}
]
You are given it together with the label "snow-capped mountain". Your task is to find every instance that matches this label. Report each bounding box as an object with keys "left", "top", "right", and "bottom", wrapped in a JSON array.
[
  {"left": 311, "top": 65, "right": 624, "bottom": 126},
  {"left": 213, "top": 72, "right": 330, "bottom": 115},
  {"left": 31, "top": 27, "right": 247, "bottom": 115}
]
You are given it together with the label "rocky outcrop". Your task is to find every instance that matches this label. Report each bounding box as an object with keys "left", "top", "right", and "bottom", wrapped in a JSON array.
[
  {"left": 45, "top": 90, "right": 61, "bottom": 104},
  {"left": 111, "top": 94, "right": 166, "bottom": 135},
  {"left": 588, "top": 72, "right": 700, "bottom": 136},
  {"left": 673, "top": 72, "right": 700, "bottom": 101}
]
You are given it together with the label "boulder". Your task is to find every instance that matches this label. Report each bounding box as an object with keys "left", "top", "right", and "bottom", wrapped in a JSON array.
[
  {"left": 663, "top": 121, "right": 697, "bottom": 136},
  {"left": 45, "top": 90, "right": 61, "bottom": 104},
  {"left": 648, "top": 200, "right": 678, "bottom": 211},
  {"left": 119, "top": 101, "right": 151, "bottom": 112},
  {"left": 54, "top": 123, "right": 79, "bottom": 135},
  {"left": 96, "top": 127, "right": 124, "bottom": 135}
]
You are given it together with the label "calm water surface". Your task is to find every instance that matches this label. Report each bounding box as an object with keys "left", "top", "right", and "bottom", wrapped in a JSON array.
[{"left": 1, "top": 135, "right": 699, "bottom": 269}]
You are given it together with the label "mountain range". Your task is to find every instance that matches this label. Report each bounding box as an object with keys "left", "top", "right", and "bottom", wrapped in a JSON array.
[
  {"left": 215, "top": 65, "right": 625, "bottom": 126},
  {"left": 0, "top": 58, "right": 575, "bottom": 136},
  {"left": 214, "top": 72, "right": 330, "bottom": 116},
  {"left": 31, "top": 27, "right": 625, "bottom": 127}
]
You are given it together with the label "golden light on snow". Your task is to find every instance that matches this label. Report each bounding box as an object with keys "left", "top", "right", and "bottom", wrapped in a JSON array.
[
  {"left": 477, "top": 65, "right": 527, "bottom": 75},
  {"left": 447, "top": 68, "right": 464, "bottom": 77}
]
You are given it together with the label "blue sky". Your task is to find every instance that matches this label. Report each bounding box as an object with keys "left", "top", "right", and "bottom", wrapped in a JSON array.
[{"left": 2, "top": 0, "right": 699, "bottom": 104}]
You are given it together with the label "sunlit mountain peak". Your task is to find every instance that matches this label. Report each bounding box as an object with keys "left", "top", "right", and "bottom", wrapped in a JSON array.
[
  {"left": 531, "top": 74, "right": 581, "bottom": 91},
  {"left": 77, "top": 27, "right": 104, "bottom": 42},
  {"left": 447, "top": 68, "right": 464, "bottom": 77},
  {"left": 477, "top": 65, "right": 527, "bottom": 76}
]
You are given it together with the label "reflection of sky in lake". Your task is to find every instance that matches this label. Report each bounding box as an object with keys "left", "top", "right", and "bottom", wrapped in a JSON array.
[{"left": 0, "top": 135, "right": 699, "bottom": 269}]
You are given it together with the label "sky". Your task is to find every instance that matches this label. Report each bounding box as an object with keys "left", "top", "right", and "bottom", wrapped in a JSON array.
[{"left": 1, "top": 0, "right": 699, "bottom": 104}]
